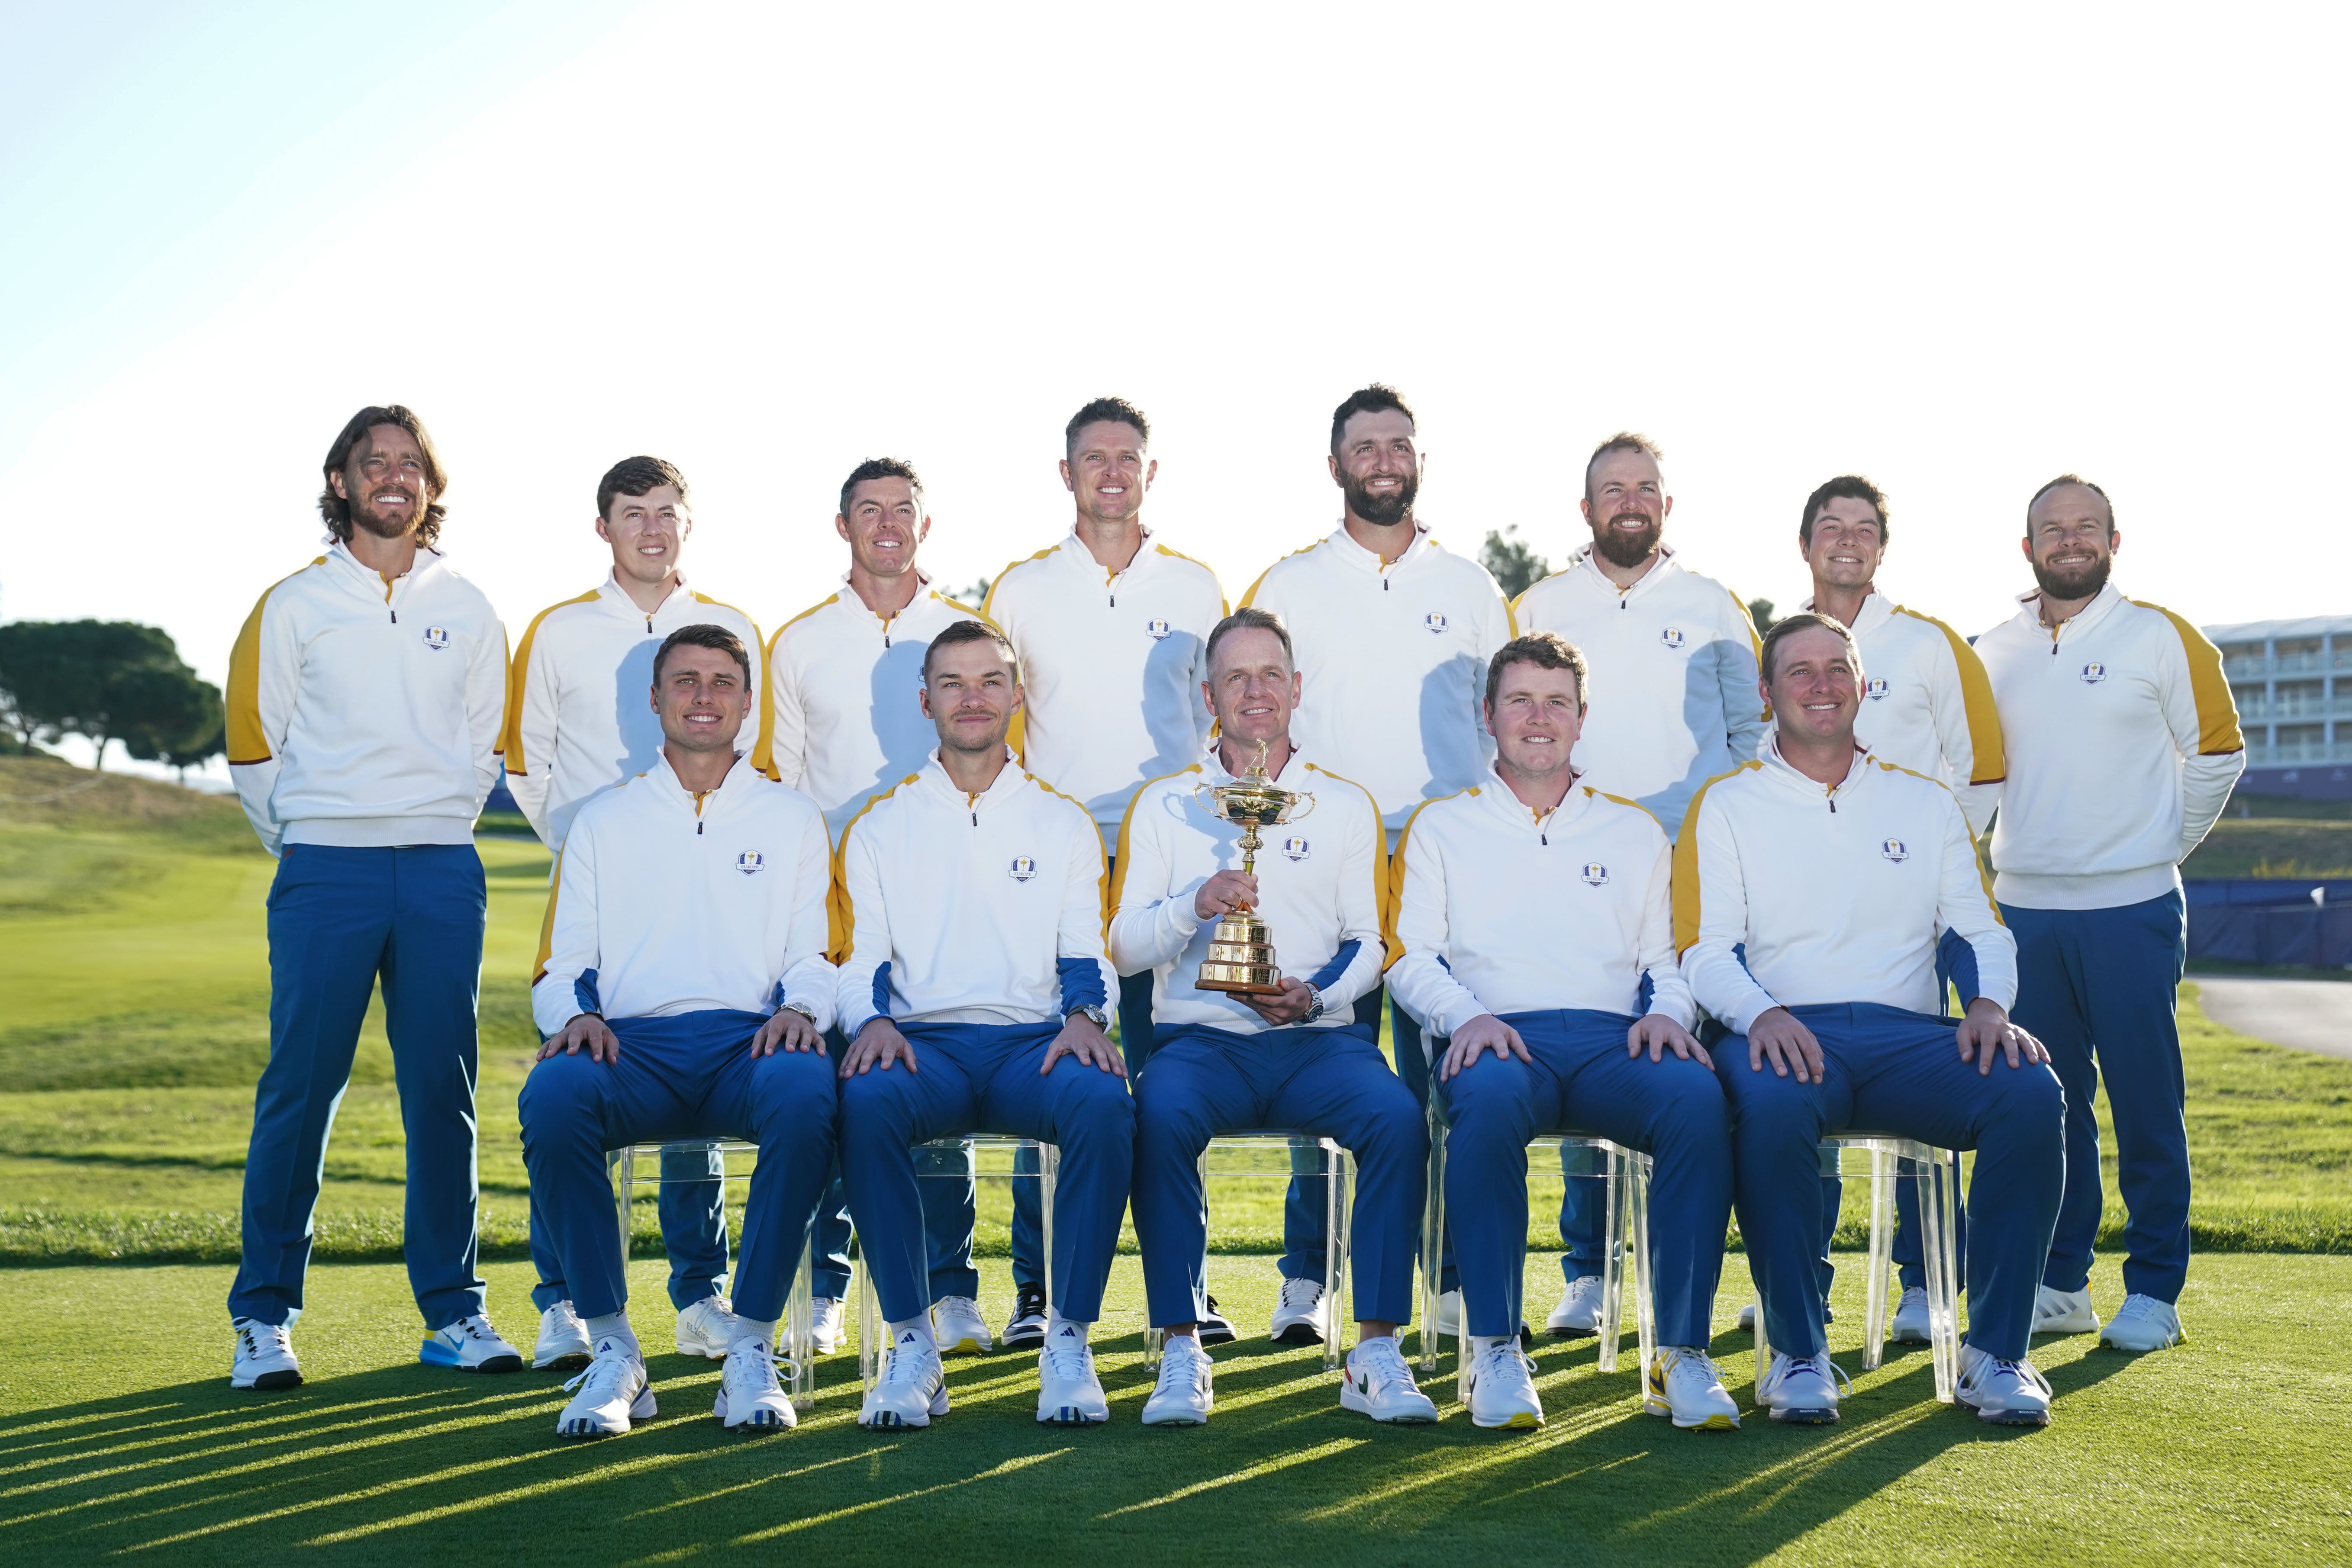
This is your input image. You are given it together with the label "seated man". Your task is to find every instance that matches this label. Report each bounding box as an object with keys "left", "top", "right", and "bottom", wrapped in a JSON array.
[
  {"left": 520, "top": 624, "right": 840, "bottom": 1439},
  {"left": 1390, "top": 633, "right": 1740, "bottom": 1432},
  {"left": 1115, "top": 607, "right": 1435, "bottom": 1428},
  {"left": 833, "top": 620, "right": 1134, "bottom": 1430},
  {"left": 1680, "top": 612, "right": 2064, "bottom": 1427}
]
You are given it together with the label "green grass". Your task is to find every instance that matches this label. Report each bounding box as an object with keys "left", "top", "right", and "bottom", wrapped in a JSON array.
[
  {"left": 2, "top": 1254, "right": 2347, "bottom": 1565},
  {"left": 2183, "top": 815, "right": 2352, "bottom": 879}
]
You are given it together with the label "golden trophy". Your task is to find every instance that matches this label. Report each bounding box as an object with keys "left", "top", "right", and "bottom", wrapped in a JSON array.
[{"left": 1192, "top": 741, "right": 1316, "bottom": 995}]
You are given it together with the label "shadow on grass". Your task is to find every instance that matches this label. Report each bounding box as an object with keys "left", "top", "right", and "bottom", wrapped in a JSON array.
[{"left": 0, "top": 1324, "right": 2144, "bottom": 1568}]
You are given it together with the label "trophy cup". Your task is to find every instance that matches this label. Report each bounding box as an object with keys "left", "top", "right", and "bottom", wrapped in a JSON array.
[{"left": 1192, "top": 741, "right": 1316, "bottom": 995}]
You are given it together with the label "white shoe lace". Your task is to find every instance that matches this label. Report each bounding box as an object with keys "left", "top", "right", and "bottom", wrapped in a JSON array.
[
  {"left": 1768, "top": 1350, "right": 1853, "bottom": 1397},
  {"left": 450, "top": 1313, "right": 504, "bottom": 1344},
  {"left": 1352, "top": 1336, "right": 1421, "bottom": 1397},
  {"left": 563, "top": 1346, "right": 638, "bottom": 1402},
  {"left": 1564, "top": 1275, "right": 1602, "bottom": 1306},
  {"left": 1042, "top": 1333, "right": 1095, "bottom": 1385},
  {"left": 1895, "top": 1286, "right": 1928, "bottom": 1313},
  {"left": 727, "top": 1341, "right": 790, "bottom": 1398},
  {"left": 2110, "top": 1293, "right": 2170, "bottom": 1328},
  {"left": 1966, "top": 1351, "right": 2050, "bottom": 1399},
  {"left": 1279, "top": 1277, "right": 1324, "bottom": 1311},
  {"left": 1664, "top": 1347, "right": 1727, "bottom": 1399},
  {"left": 1154, "top": 1336, "right": 1209, "bottom": 1393},
  {"left": 1473, "top": 1339, "right": 1531, "bottom": 1392},
  {"left": 238, "top": 1320, "right": 294, "bottom": 1359},
  {"left": 880, "top": 1339, "right": 938, "bottom": 1392},
  {"left": 935, "top": 1295, "right": 982, "bottom": 1325}
]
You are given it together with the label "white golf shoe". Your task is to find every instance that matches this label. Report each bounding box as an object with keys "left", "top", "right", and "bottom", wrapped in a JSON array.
[
  {"left": 421, "top": 1313, "right": 522, "bottom": 1374},
  {"left": 810, "top": 1296, "right": 847, "bottom": 1356},
  {"left": 1547, "top": 1275, "right": 1604, "bottom": 1337},
  {"left": 859, "top": 1330, "right": 948, "bottom": 1430},
  {"left": 1435, "top": 1289, "right": 1463, "bottom": 1337},
  {"left": 713, "top": 1339, "right": 798, "bottom": 1432},
  {"left": 1889, "top": 1286, "right": 1932, "bottom": 1345},
  {"left": 1756, "top": 1349, "right": 1851, "bottom": 1424},
  {"left": 1037, "top": 1322, "right": 1109, "bottom": 1425},
  {"left": 1956, "top": 1345, "right": 2053, "bottom": 1426},
  {"left": 2100, "top": 1294, "right": 2184, "bottom": 1352},
  {"left": 675, "top": 1295, "right": 738, "bottom": 1359},
  {"left": 933, "top": 1295, "right": 993, "bottom": 1355},
  {"left": 557, "top": 1338, "right": 654, "bottom": 1438},
  {"left": 533, "top": 1301, "right": 593, "bottom": 1370},
  {"left": 2033, "top": 1284, "right": 2100, "bottom": 1336},
  {"left": 1645, "top": 1346, "right": 1741, "bottom": 1430},
  {"left": 1270, "top": 1276, "right": 1331, "bottom": 1346},
  {"left": 1141, "top": 1334, "right": 1214, "bottom": 1426},
  {"left": 230, "top": 1318, "right": 302, "bottom": 1391},
  {"left": 1463, "top": 1339, "right": 1543, "bottom": 1430},
  {"left": 1340, "top": 1336, "right": 1440, "bottom": 1424}
]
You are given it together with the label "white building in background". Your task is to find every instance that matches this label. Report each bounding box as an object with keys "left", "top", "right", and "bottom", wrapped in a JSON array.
[{"left": 2206, "top": 614, "right": 2352, "bottom": 793}]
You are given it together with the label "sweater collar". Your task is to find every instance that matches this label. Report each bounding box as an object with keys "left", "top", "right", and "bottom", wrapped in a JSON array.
[
  {"left": 2010, "top": 578, "right": 2125, "bottom": 642},
  {"left": 1759, "top": 734, "right": 1875, "bottom": 806},
  {"left": 596, "top": 569, "right": 691, "bottom": 618},
  {"left": 1569, "top": 540, "right": 1679, "bottom": 601},
  {"left": 1326, "top": 520, "right": 1435, "bottom": 576},
  {"left": 1799, "top": 588, "right": 1892, "bottom": 638},
  {"left": 1477, "top": 761, "right": 1594, "bottom": 832},
  {"left": 324, "top": 539, "right": 442, "bottom": 605},
  {"left": 650, "top": 750, "right": 757, "bottom": 816},
  {"left": 917, "top": 746, "right": 1028, "bottom": 812},
  {"left": 1203, "top": 737, "right": 1315, "bottom": 788}
]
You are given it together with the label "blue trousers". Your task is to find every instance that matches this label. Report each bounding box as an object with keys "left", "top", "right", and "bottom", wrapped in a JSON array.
[
  {"left": 529, "top": 1145, "right": 735, "bottom": 1313},
  {"left": 838, "top": 1021, "right": 1134, "bottom": 1324},
  {"left": 1134, "top": 1022, "right": 1427, "bottom": 1328},
  {"left": 2004, "top": 891, "right": 2190, "bottom": 1302},
  {"left": 1437, "top": 1011, "right": 1730, "bottom": 1345},
  {"left": 517, "top": 1010, "right": 835, "bottom": 1322},
  {"left": 1279, "top": 986, "right": 1424, "bottom": 1281},
  {"left": 1716, "top": 1002, "right": 2064, "bottom": 1361},
  {"left": 230, "top": 845, "right": 487, "bottom": 1330}
]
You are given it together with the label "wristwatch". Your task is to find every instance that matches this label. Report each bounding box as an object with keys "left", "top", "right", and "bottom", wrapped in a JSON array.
[
  {"left": 1301, "top": 985, "right": 1326, "bottom": 1025},
  {"left": 779, "top": 999, "right": 818, "bottom": 1021},
  {"left": 1067, "top": 1003, "right": 1111, "bottom": 1030}
]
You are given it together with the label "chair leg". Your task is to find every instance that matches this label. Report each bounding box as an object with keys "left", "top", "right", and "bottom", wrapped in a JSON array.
[
  {"left": 1630, "top": 1150, "right": 1655, "bottom": 1383},
  {"left": 1421, "top": 1109, "right": 1447, "bottom": 1375},
  {"left": 1321, "top": 1140, "right": 1346, "bottom": 1375},
  {"left": 1919, "top": 1146, "right": 1960, "bottom": 1404},
  {"left": 1039, "top": 1140, "right": 1058, "bottom": 1329},
  {"left": 1597, "top": 1141, "right": 1624, "bottom": 1375},
  {"left": 1754, "top": 1293, "right": 1770, "bottom": 1401},
  {"left": 856, "top": 1246, "right": 877, "bottom": 1395},
  {"left": 1864, "top": 1141, "right": 1894, "bottom": 1373},
  {"left": 609, "top": 1149, "right": 627, "bottom": 1265},
  {"left": 789, "top": 1229, "right": 815, "bottom": 1411}
]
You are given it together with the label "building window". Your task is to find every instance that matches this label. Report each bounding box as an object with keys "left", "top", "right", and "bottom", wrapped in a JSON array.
[
  {"left": 2275, "top": 637, "right": 2324, "bottom": 673},
  {"left": 2276, "top": 722, "right": 2327, "bottom": 761},
  {"left": 2277, "top": 680, "right": 2326, "bottom": 717}
]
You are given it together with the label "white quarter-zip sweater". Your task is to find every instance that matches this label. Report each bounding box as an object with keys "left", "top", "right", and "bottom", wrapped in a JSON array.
[
  {"left": 764, "top": 577, "right": 995, "bottom": 840},
  {"left": 531, "top": 753, "right": 836, "bottom": 1037},
  {"left": 1388, "top": 771, "right": 1695, "bottom": 1040},
  {"left": 1777, "top": 590, "right": 2006, "bottom": 836},
  {"left": 1511, "top": 544, "right": 1765, "bottom": 839},
  {"left": 983, "top": 532, "right": 1228, "bottom": 832},
  {"left": 1240, "top": 523, "right": 1514, "bottom": 839},
  {"left": 1974, "top": 581, "right": 2243, "bottom": 910},
  {"left": 1108, "top": 745, "right": 1388, "bottom": 1037},
  {"left": 832, "top": 749, "right": 1115, "bottom": 1038},
  {"left": 501, "top": 572, "right": 767, "bottom": 851},
  {"left": 1675, "top": 741, "right": 2017, "bottom": 1037},
  {"left": 227, "top": 541, "right": 506, "bottom": 856}
]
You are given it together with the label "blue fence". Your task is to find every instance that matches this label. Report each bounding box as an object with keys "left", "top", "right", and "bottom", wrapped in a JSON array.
[{"left": 2185, "top": 879, "right": 2352, "bottom": 968}]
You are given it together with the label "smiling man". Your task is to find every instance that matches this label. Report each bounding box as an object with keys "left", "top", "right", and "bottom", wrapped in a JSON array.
[
  {"left": 1506, "top": 432, "right": 1766, "bottom": 1338},
  {"left": 1974, "top": 477, "right": 2243, "bottom": 1354},
  {"left": 1115, "top": 608, "right": 1434, "bottom": 1428},
  {"left": 521, "top": 624, "right": 838, "bottom": 1439},
  {"left": 1389, "top": 634, "right": 1739, "bottom": 1432},
  {"left": 225, "top": 405, "right": 517, "bottom": 1391},
  {"left": 503, "top": 457, "right": 769, "bottom": 1371},
  {"left": 980, "top": 397, "right": 1230, "bottom": 1347},
  {"left": 832, "top": 621, "right": 1134, "bottom": 1432},
  {"left": 1680, "top": 613, "right": 2064, "bottom": 1428}
]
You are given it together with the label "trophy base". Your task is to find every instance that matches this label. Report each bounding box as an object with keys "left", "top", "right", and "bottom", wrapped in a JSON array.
[{"left": 1197, "top": 962, "right": 1284, "bottom": 995}]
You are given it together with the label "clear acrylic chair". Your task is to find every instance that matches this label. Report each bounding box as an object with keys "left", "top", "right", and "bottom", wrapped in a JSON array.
[
  {"left": 1417, "top": 1094, "right": 1655, "bottom": 1393},
  {"left": 609, "top": 1138, "right": 817, "bottom": 1411},
  {"left": 851, "top": 1134, "right": 1057, "bottom": 1393},
  {"left": 1140, "top": 1133, "right": 1356, "bottom": 1375},
  {"left": 1750, "top": 1134, "right": 1961, "bottom": 1404}
]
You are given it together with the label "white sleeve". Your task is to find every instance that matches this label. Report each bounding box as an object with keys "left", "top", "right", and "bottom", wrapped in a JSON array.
[
  {"left": 1635, "top": 829, "right": 1697, "bottom": 1029},
  {"left": 503, "top": 621, "right": 560, "bottom": 843},
  {"left": 765, "top": 631, "right": 810, "bottom": 792},
  {"left": 1108, "top": 791, "right": 1203, "bottom": 976},
  {"left": 1720, "top": 591, "right": 1770, "bottom": 765},
  {"left": 1312, "top": 792, "right": 1386, "bottom": 1016},
  {"left": 1057, "top": 815, "right": 1118, "bottom": 1014},
  {"left": 1385, "top": 817, "right": 1488, "bottom": 1040},
  {"left": 1928, "top": 625, "right": 2005, "bottom": 838},
  {"left": 1936, "top": 796, "right": 2017, "bottom": 1011},
  {"left": 2156, "top": 617, "right": 2246, "bottom": 860},
  {"left": 1675, "top": 790, "right": 1780, "bottom": 1036},
  {"left": 468, "top": 618, "right": 508, "bottom": 817},
  {"left": 226, "top": 585, "right": 296, "bottom": 857},
  {"left": 531, "top": 831, "right": 601, "bottom": 1037},
  {"left": 777, "top": 804, "right": 838, "bottom": 1033},
  {"left": 832, "top": 819, "right": 891, "bottom": 1037}
]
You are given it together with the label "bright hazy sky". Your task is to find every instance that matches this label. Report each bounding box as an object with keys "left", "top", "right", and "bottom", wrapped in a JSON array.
[{"left": 5, "top": 2, "right": 2347, "bottom": 776}]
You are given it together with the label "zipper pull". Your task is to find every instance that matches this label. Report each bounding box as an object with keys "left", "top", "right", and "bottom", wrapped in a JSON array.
[
  {"left": 647, "top": 615, "right": 654, "bottom": 633},
  {"left": 697, "top": 819, "right": 704, "bottom": 835},
  {"left": 971, "top": 810, "right": 978, "bottom": 827},
  {"left": 1109, "top": 592, "right": 1116, "bottom": 607},
  {"left": 390, "top": 609, "right": 398, "bottom": 624}
]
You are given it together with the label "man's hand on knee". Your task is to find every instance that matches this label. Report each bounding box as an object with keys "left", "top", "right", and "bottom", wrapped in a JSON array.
[
  {"left": 841, "top": 1019, "right": 917, "bottom": 1078},
  {"left": 1440, "top": 1014, "right": 1527, "bottom": 1081},
  {"left": 1747, "top": 1008, "right": 1823, "bottom": 1083},
  {"left": 541, "top": 1012, "right": 619, "bottom": 1065},
  {"left": 1044, "top": 1011, "right": 1126, "bottom": 1077},
  {"left": 1955, "top": 998, "right": 2048, "bottom": 1075},
  {"left": 1627, "top": 1012, "right": 1709, "bottom": 1067},
  {"left": 753, "top": 1006, "right": 824, "bottom": 1058}
]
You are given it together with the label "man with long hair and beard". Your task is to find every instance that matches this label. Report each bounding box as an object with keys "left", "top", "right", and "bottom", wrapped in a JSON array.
[
  {"left": 223, "top": 405, "right": 519, "bottom": 1390},
  {"left": 1235, "top": 385, "right": 1511, "bottom": 1349},
  {"left": 1502, "top": 432, "right": 1768, "bottom": 1340},
  {"left": 1974, "top": 476, "right": 2242, "bottom": 1355}
]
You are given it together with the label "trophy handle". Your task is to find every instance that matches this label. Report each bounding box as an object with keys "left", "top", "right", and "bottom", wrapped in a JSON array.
[
  {"left": 1189, "top": 780, "right": 1221, "bottom": 814},
  {"left": 1282, "top": 792, "right": 1317, "bottom": 824}
]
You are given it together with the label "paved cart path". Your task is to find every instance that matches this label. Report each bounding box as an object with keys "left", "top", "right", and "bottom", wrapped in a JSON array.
[{"left": 2195, "top": 976, "right": 2352, "bottom": 1060}]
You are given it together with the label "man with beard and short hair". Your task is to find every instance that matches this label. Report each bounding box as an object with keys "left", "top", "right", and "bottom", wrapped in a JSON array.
[
  {"left": 503, "top": 456, "right": 770, "bottom": 1372},
  {"left": 1236, "top": 384, "right": 1512, "bottom": 1346},
  {"left": 224, "top": 405, "right": 519, "bottom": 1390},
  {"left": 1505, "top": 432, "right": 1766, "bottom": 1340},
  {"left": 1975, "top": 476, "right": 2242, "bottom": 1354}
]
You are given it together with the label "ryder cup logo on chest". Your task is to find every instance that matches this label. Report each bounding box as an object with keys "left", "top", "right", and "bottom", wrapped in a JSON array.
[
  {"left": 1009, "top": 855, "right": 1037, "bottom": 881},
  {"left": 422, "top": 625, "right": 450, "bottom": 651},
  {"left": 735, "top": 851, "right": 764, "bottom": 876},
  {"left": 1145, "top": 618, "right": 1172, "bottom": 640},
  {"left": 1282, "top": 835, "right": 1310, "bottom": 861},
  {"left": 2081, "top": 662, "right": 2107, "bottom": 683},
  {"left": 1865, "top": 677, "right": 1890, "bottom": 701},
  {"left": 1581, "top": 863, "right": 1610, "bottom": 887},
  {"left": 1881, "top": 839, "right": 1908, "bottom": 863},
  {"left": 1424, "top": 612, "right": 1448, "bottom": 634},
  {"left": 1660, "top": 627, "right": 1685, "bottom": 651}
]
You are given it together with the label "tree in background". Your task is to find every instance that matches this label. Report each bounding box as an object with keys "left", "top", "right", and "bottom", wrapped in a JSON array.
[
  {"left": 950, "top": 576, "right": 991, "bottom": 609},
  {"left": 1747, "top": 598, "right": 1778, "bottom": 635},
  {"left": 1479, "top": 527, "right": 1550, "bottom": 599},
  {"left": 0, "top": 620, "right": 225, "bottom": 772}
]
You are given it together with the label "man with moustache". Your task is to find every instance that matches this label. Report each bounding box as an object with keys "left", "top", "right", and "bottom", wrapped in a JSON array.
[
  {"left": 503, "top": 456, "right": 770, "bottom": 1371},
  {"left": 224, "top": 405, "right": 518, "bottom": 1389},
  {"left": 983, "top": 398, "right": 1232, "bottom": 1346},
  {"left": 1975, "top": 477, "right": 2242, "bottom": 1353},
  {"left": 1507, "top": 432, "right": 1765, "bottom": 1337},
  {"left": 764, "top": 457, "right": 1006, "bottom": 1359},
  {"left": 1239, "top": 385, "right": 1511, "bottom": 1345}
]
